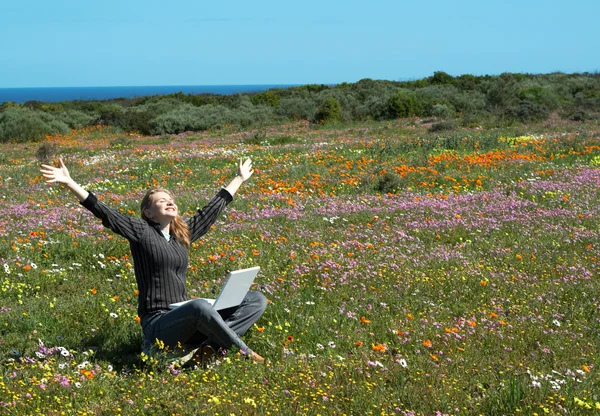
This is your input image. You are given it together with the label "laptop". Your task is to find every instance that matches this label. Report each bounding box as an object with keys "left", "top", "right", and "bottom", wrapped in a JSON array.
[{"left": 169, "top": 266, "right": 260, "bottom": 311}]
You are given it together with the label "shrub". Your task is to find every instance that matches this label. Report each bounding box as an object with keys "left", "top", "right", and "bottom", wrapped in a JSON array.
[
  {"left": 314, "top": 96, "right": 342, "bottom": 123},
  {"left": 0, "top": 107, "right": 70, "bottom": 143},
  {"left": 277, "top": 97, "right": 318, "bottom": 120},
  {"left": 251, "top": 90, "right": 281, "bottom": 107},
  {"left": 387, "top": 91, "right": 424, "bottom": 118},
  {"left": 151, "top": 104, "right": 234, "bottom": 134},
  {"left": 375, "top": 172, "right": 403, "bottom": 194},
  {"left": 428, "top": 121, "right": 457, "bottom": 132},
  {"left": 35, "top": 142, "right": 60, "bottom": 163},
  {"left": 97, "top": 104, "right": 125, "bottom": 125},
  {"left": 431, "top": 103, "right": 455, "bottom": 120},
  {"left": 430, "top": 71, "right": 454, "bottom": 85},
  {"left": 568, "top": 110, "right": 586, "bottom": 122},
  {"left": 233, "top": 101, "right": 277, "bottom": 128},
  {"left": 56, "top": 110, "right": 96, "bottom": 129},
  {"left": 503, "top": 101, "right": 550, "bottom": 123}
]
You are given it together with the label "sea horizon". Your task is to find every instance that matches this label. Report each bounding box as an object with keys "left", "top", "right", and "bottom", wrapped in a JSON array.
[{"left": 0, "top": 84, "right": 301, "bottom": 104}]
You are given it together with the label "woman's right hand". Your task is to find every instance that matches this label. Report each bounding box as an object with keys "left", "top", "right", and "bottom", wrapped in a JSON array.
[{"left": 40, "top": 158, "right": 72, "bottom": 185}]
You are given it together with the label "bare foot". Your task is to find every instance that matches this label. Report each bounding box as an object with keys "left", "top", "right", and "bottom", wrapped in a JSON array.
[{"left": 250, "top": 352, "right": 265, "bottom": 363}]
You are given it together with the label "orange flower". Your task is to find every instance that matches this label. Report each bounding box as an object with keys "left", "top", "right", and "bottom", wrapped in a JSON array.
[
  {"left": 480, "top": 280, "right": 487, "bottom": 286},
  {"left": 515, "top": 254, "right": 522, "bottom": 260},
  {"left": 361, "top": 316, "right": 371, "bottom": 324},
  {"left": 406, "top": 313, "right": 414, "bottom": 319},
  {"left": 134, "top": 289, "right": 139, "bottom": 295},
  {"left": 355, "top": 341, "right": 363, "bottom": 347},
  {"left": 371, "top": 343, "right": 386, "bottom": 352},
  {"left": 112, "top": 295, "right": 119, "bottom": 301},
  {"left": 583, "top": 365, "right": 591, "bottom": 373},
  {"left": 80, "top": 370, "right": 94, "bottom": 379},
  {"left": 423, "top": 340, "right": 432, "bottom": 348},
  {"left": 90, "top": 288, "right": 97, "bottom": 295},
  {"left": 287, "top": 335, "right": 294, "bottom": 342},
  {"left": 490, "top": 312, "right": 499, "bottom": 319},
  {"left": 467, "top": 320, "right": 476, "bottom": 327},
  {"left": 134, "top": 316, "right": 141, "bottom": 323},
  {"left": 256, "top": 326, "right": 264, "bottom": 332},
  {"left": 23, "top": 265, "right": 32, "bottom": 271},
  {"left": 430, "top": 354, "right": 439, "bottom": 362}
]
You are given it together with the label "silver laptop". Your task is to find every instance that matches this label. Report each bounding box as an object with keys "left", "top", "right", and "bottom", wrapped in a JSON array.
[{"left": 169, "top": 266, "right": 260, "bottom": 311}]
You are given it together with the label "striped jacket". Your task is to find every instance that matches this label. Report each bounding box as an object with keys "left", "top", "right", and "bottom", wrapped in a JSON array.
[{"left": 80, "top": 189, "right": 233, "bottom": 319}]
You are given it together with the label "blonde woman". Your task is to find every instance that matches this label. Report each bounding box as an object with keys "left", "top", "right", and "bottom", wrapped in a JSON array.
[{"left": 40, "top": 158, "right": 266, "bottom": 365}]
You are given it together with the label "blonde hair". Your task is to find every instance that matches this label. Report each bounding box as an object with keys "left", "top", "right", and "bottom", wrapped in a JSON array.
[{"left": 140, "top": 188, "right": 191, "bottom": 248}]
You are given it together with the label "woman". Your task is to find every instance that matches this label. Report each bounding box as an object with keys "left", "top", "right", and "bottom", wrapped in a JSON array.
[{"left": 40, "top": 158, "right": 266, "bottom": 365}]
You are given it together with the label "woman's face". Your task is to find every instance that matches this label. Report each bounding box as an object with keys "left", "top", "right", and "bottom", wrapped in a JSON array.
[{"left": 144, "top": 191, "right": 178, "bottom": 223}]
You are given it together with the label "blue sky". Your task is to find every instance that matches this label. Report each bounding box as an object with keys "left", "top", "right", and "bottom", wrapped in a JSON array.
[{"left": 1, "top": 0, "right": 598, "bottom": 88}]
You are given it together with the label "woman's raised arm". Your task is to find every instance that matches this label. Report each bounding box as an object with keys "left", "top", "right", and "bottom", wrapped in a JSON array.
[
  {"left": 40, "top": 158, "right": 147, "bottom": 242},
  {"left": 40, "top": 158, "right": 89, "bottom": 202}
]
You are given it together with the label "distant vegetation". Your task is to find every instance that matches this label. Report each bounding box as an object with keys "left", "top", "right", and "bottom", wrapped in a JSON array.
[{"left": 1, "top": 71, "right": 599, "bottom": 142}]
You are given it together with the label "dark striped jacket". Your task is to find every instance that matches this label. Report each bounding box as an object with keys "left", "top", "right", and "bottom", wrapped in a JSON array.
[{"left": 80, "top": 189, "right": 233, "bottom": 319}]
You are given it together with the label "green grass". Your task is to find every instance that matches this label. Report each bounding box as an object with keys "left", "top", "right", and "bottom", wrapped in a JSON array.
[{"left": 0, "top": 119, "right": 599, "bottom": 414}]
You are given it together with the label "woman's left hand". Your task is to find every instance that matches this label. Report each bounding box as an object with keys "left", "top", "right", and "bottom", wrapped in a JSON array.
[{"left": 238, "top": 158, "right": 254, "bottom": 182}]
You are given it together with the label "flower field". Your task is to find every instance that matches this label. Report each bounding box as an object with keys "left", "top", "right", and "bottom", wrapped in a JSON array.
[{"left": 0, "top": 119, "right": 599, "bottom": 415}]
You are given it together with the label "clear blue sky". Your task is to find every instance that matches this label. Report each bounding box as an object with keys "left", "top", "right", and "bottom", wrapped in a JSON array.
[{"left": 1, "top": 0, "right": 598, "bottom": 88}]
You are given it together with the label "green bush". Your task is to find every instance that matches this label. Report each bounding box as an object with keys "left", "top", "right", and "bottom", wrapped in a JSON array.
[
  {"left": 314, "top": 96, "right": 342, "bottom": 123},
  {"left": 56, "top": 110, "right": 96, "bottom": 129},
  {"left": 428, "top": 121, "right": 457, "bottom": 132},
  {"left": 568, "top": 110, "right": 586, "bottom": 122},
  {"left": 251, "top": 90, "right": 281, "bottom": 107},
  {"left": 277, "top": 97, "right": 318, "bottom": 120},
  {"left": 375, "top": 172, "right": 403, "bottom": 194},
  {"left": 431, "top": 103, "right": 455, "bottom": 119},
  {"left": 35, "top": 142, "right": 60, "bottom": 163},
  {"left": 503, "top": 101, "right": 550, "bottom": 123},
  {"left": 387, "top": 90, "right": 424, "bottom": 118},
  {"left": 0, "top": 107, "right": 70, "bottom": 143},
  {"left": 429, "top": 71, "right": 454, "bottom": 85}
]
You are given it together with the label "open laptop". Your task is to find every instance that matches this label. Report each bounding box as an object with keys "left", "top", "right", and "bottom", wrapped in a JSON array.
[{"left": 169, "top": 266, "right": 260, "bottom": 311}]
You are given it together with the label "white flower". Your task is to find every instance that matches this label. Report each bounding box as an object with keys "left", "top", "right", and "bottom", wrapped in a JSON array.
[
  {"left": 75, "top": 382, "right": 82, "bottom": 388},
  {"left": 316, "top": 343, "right": 324, "bottom": 350},
  {"left": 399, "top": 358, "right": 408, "bottom": 368},
  {"left": 30, "top": 263, "right": 37, "bottom": 269},
  {"left": 35, "top": 352, "right": 45, "bottom": 359},
  {"left": 107, "top": 365, "right": 113, "bottom": 372},
  {"left": 328, "top": 341, "right": 336, "bottom": 348},
  {"left": 58, "top": 363, "right": 67, "bottom": 369},
  {"left": 531, "top": 381, "right": 541, "bottom": 388},
  {"left": 77, "top": 361, "right": 90, "bottom": 369},
  {"left": 61, "top": 349, "right": 70, "bottom": 357},
  {"left": 110, "top": 313, "right": 118, "bottom": 319},
  {"left": 553, "top": 319, "right": 561, "bottom": 327}
]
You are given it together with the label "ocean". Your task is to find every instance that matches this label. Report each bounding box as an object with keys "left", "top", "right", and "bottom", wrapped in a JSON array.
[{"left": 0, "top": 84, "right": 297, "bottom": 104}]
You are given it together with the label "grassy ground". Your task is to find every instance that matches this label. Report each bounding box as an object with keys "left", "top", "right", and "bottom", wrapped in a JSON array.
[{"left": 0, "top": 118, "right": 599, "bottom": 415}]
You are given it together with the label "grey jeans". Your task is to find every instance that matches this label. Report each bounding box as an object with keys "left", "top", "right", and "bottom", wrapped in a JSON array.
[{"left": 141, "top": 291, "right": 267, "bottom": 356}]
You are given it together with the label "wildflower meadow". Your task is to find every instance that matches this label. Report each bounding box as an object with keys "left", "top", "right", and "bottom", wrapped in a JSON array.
[{"left": 0, "top": 118, "right": 599, "bottom": 415}]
